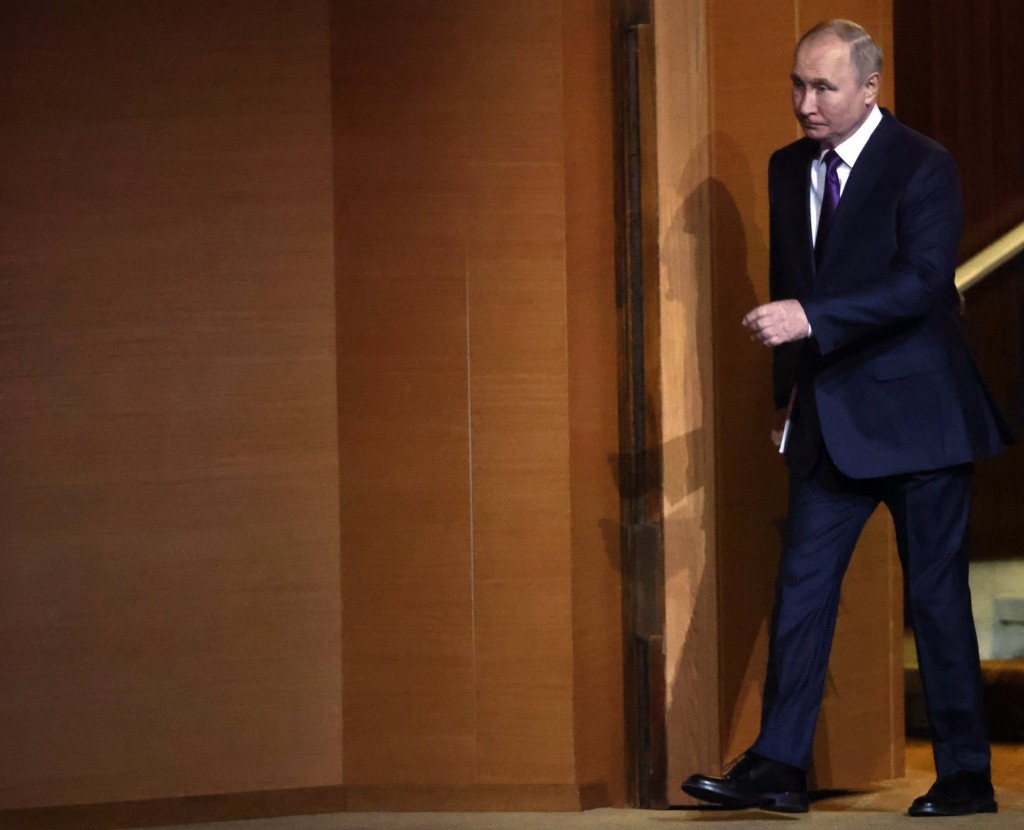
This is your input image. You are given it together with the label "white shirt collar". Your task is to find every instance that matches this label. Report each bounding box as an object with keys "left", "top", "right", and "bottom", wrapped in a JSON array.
[{"left": 820, "top": 104, "right": 883, "bottom": 168}]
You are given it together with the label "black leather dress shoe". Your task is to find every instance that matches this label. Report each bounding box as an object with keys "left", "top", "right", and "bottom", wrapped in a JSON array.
[
  {"left": 908, "top": 770, "right": 997, "bottom": 817},
  {"left": 681, "top": 751, "right": 809, "bottom": 813}
]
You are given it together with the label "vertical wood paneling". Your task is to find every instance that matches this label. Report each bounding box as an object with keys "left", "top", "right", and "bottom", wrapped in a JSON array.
[
  {"left": 0, "top": 0, "right": 341, "bottom": 809},
  {"left": 335, "top": 0, "right": 624, "bottom": 806},
  {"left": 684, "top": 0, "right": 901, "bottom": 796},
  {"left": 705, "top": 3, "right": 795, "bottom": 778},
  {"left": 0, "top": 0, "right": 624, "bottom": 815},
  {"left": 652, "top": 0, "right": 719, "bottom": 801},
  {"left": 334, "top": 2, "right": 477, "bottom": 785},
  {"left": 563, "top": 0, "right": 628, "bottom": 804},
  {"left": 467, "top": 155, "right": 575, "bottom": 780},
  {"left": 462, "top": 4, "right": 576, "bottom": 785}
]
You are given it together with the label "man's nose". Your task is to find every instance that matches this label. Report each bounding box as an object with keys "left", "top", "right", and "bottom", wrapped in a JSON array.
[{"left": 797, "top": 90, "right": 815, "bottom": 114}]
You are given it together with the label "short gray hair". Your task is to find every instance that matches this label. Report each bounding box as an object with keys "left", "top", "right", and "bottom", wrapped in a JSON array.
[{"left": 797, "top": 19, "right": 883, "bottom": 86}]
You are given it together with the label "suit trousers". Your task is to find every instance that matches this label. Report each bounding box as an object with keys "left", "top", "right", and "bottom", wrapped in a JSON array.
[{"left": 751, "top": 451, "right": 991, "bottom": 778}]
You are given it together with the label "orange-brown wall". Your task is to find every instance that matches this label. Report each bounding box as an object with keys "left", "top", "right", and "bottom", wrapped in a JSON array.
[
  {"left": 0, "top": 0, "right": 624, "bottom": 820},
  {"left": 334, "top": 0, "right": 624, "bottom": 809},
  {"left": 0, "top": 0, "right": 342, "bottom": 810}
]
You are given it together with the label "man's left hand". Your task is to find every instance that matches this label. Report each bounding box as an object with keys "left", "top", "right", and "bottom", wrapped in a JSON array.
[{"left": 742, "top": 300, "right": 810, "bottom": 347}]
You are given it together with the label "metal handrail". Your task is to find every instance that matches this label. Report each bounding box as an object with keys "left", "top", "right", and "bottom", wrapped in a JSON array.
[{"left": 956, "top": 221, "right": 1024, "bottom": 293}]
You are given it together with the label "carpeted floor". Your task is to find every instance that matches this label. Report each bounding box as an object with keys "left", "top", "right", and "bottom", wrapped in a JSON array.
[{"left": 148, "top": 741, "right": 1023, "bottom": 830}]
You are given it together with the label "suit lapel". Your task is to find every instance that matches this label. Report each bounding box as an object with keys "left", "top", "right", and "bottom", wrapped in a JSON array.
[{"left": 816, "top": 113, "right": 899, "bottom": 273}]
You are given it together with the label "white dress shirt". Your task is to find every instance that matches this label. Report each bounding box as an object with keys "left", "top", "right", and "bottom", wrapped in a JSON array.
[{"left": 809, "top": 104, "right": 883, "bottom": 246}]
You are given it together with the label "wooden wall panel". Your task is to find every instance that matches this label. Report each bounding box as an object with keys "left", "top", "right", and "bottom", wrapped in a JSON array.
[
  {"left": 0, "top": 0, "right": 341, "bottom": 810},
  {"left": 0, "top": 0, "right": 623, "bottom": 816},
  {"left": 467, "top": 159, "right": 575, "bottom": 781},
  {"left": 704, "top": 3, "right": 794, "bottom": 779},
  {"left": 563, "top": 0, "right": 628, "bottom": 805},
  {"left": 334, "top": 2, "right": 477, "bottom": 786},
  {"left": 462, "top": 7, "right": 574, "bottom": 787},
  {"left": 335, "top": 0, "right": 624, "bottom": 808},
  {"left": 658, "top": 0, "right": 900, "bottom": 800},
  {"left": 652, "top": 0, "right": 719, "bottom": 800}
]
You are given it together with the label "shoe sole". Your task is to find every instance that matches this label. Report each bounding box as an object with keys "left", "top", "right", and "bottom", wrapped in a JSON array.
[
  {"left": 682, "top": 781, "right": 809, "bottom": 813},
  {"left": 681, "top": 782, "right": 748, "bottom": 809},
  {"left": 908, "top": 801, "right": 998, "bottom": 817}
]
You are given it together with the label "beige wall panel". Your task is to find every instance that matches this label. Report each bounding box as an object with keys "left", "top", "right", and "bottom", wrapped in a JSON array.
[
  {"left": 337, "top": 273, "right": 476, "bottom": 786},
  {"left": 0, "top": 0, "right": 341, "bottom": 809}
]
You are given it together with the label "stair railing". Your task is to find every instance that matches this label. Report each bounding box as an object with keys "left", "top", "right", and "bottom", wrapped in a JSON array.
[{"left": 956, "top": 221, "right": 1024, "bottom": 294}]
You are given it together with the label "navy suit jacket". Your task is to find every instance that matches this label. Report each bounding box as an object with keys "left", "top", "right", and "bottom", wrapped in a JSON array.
[{"left": 770, "top": 109, "right": 1011, "bottom": 478}]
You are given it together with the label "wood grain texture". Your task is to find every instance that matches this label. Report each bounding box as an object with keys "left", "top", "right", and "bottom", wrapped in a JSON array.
[
  {"left": 563, "top": 0, "right": 628, "bottom": 805},
  {"left": 467, "top": 152, "right": 575, "bottom": 784},
  {"left": 705, "top": 0, "right": 794, "bottom": 780},
  {"left": 651, "top": 0, "right": 719, "bottom": 804},
  {"left": 334, "top": 1, "right": 477, "bottom": 786},
  {"left": 0, "top": 0, "right": 341, "bottom": 809},
  {"left": 335, "top": 0, "right": 624, "bottom": 802},
  {"left": 1, "top": 0, "right": 623, "bottom": 813}
]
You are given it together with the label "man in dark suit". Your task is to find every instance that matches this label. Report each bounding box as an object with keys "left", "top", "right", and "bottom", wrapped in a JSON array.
[{"left": 682, "top": 19, "right": 1011, "bottom": 816}]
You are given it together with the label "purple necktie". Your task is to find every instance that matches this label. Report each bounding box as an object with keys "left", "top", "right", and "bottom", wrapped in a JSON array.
[{"left": 815, "top": 149, "right": 842, "bottom": 265}]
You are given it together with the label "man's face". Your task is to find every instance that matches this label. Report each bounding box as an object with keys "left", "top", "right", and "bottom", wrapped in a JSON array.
[{"left": 791, "top": 35, "right": 878, "bottom": 149}]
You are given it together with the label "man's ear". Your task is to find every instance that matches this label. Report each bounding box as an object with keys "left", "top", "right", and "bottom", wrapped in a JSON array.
[{"left": 864, "top": 72, "right": 880, "bottom": 105}]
